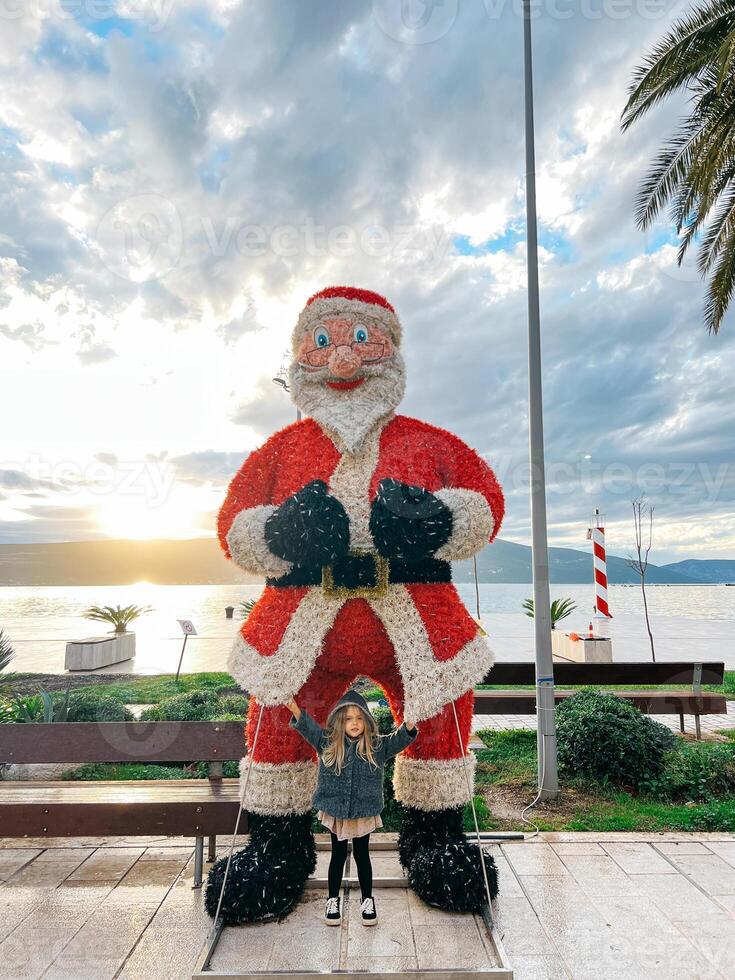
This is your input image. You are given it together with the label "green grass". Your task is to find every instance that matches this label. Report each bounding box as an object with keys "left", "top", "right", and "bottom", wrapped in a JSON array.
[
  {"left": 475, "top": 727, "right": 735, "bottom": 832},
  {"left": 5, "top": 672, "right": 237, "bottom": 704},
  {"left": 61, "top": 760, "right": 241, "bottom": 781},
  {"left": 475, "top": 730, "right": 537, "bottom": 787},
  {"left": 562, "top": 796, "right": 735, "bottom": 833}
]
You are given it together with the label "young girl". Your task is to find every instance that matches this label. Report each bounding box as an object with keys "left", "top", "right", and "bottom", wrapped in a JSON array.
[{"left": 287, "top": 688, "right": 417, "bottom": 926}]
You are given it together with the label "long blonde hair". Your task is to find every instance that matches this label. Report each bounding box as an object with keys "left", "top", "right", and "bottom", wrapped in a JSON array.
[{"left": 322, "top": 705, "right": 379, "bottom": 775}]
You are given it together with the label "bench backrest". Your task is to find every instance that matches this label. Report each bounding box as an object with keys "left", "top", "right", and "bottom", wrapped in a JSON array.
[
  {"left": 1, "top": 720, "right": 245, "bottom": 766},
  {"left": 481, "top": 661, "right": 725, "bottom": 686}
]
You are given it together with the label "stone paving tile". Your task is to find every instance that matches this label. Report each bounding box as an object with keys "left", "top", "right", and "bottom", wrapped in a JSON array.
[
  {"left": 549, "top": 842, "right": 605, "bottom": 856},
  {"left": 346, "top": 888, "right": 413, "bottom": 961},
  {"left": 41, "top": 848, "right": 191, "bottom": 980},
  {"left": 0, "top": 883, "right": 114, "bottom": 979},
  {"left": 492, "top": 895, "right": 558, "bottom": 957},
  {"left": 116, "top": 851, "right": 213, "bottom": 980},
  {"left": 0, "top": 849, "right": 95, "bottom": 945},
  {"left": 636, "top": 868, "right": 730, "bottom": 920},
  {"left": 66, "top": 846, "right": 145, "bottom": 883},
  {"left": 501, "top": 841, "right": 569, "bottom": 876},
  {"left": 565, "top": 859, "right": 724, "bottom": 978},
  {"left": 516, "top": 873, "right": 647, "bottom": 980},
  {"left": 413, "top": 919, "right": 494, "bottom": 970},
  {"left": 511, "top": 953, "right": 571, "bottom": 979},
  {"left": 704, "top": 840, "right": 735, "bottom": 869},
  {"left": 602, "top": 841, "right": 677, "bottom": 875},
  {"left": 0, "top": 849, "right": 43, "bottom": 883},
  {"left": 660, "top": 851, "right": 735, "bottom": 896},
  {"left": 267, "top": 889, "right": 342, "bottom": 972},
  {"left": 658, "top": 840, "right": 713, "bottom": 855},
  {"left": 7, "top": 835, "right": 735, "bottom": 978}
]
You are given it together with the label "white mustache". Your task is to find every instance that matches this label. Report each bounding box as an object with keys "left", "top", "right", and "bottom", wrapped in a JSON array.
[{"left": 296, "top": 360, "right": 392, "bottom": 380}]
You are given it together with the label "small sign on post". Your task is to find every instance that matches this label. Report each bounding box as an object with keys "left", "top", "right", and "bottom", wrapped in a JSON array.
[{"left": 176, "top": 619, "right": 197, "bottom": 682}]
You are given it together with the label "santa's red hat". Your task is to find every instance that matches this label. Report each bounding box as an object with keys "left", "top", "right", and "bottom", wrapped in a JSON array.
[{"left": 294, "top": 286, "right": 402, "bottom": 348}]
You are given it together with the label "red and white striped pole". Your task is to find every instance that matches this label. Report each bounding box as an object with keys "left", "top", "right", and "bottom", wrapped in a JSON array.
[{"left": 586, "top": 509, "right": 612, "bottom": 619}]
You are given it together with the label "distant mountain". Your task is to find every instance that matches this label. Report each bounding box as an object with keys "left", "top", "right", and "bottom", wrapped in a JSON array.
[
  {"left": 453, "top": 539, "right": 700, "bottom": 585},
  {"left": 0, "top": 539, "right": 257, "bottom": 586},
  {"left": 661, "top": 559, "right": 735, "bottom": 584},
  {"left": 0, "top": 537, "right": 703, "bottom": 586}
]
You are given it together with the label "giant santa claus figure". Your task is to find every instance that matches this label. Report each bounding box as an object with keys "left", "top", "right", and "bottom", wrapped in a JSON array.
[{"left": 206, "top": 286, "right": 504, "bottom": 924}]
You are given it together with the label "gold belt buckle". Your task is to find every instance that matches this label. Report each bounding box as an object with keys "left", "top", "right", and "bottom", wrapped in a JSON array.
[{"left": 322, "top": 549, "right": 389, "bottom": 599}]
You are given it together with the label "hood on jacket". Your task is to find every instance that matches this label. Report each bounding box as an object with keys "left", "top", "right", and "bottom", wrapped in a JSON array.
[{"left": 326, "top": 688, "right": 374, "bottom": 729}]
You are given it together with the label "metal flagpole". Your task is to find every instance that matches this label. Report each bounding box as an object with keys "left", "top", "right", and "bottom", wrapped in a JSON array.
[{"left": 522, "top": 0, "right": 558, "bottom": 799}]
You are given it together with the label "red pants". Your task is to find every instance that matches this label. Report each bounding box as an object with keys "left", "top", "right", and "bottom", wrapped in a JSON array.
[{"left": 245, "top": 598, "right": 473, "bottom": 764}]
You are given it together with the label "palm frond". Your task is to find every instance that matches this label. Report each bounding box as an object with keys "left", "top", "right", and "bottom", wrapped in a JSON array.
[
  {"left": 704, "top": 215, "right": 735, "bottom": 330},
  {"left": 624, "top": 4, "right": 735, "bottom": 331},
  {"left": 83, "top": 603, "right": 153, "bottom": 633},
  {"left": 622, "top": 0, "right": 735, "bottom": 129},
  {"left": 0, "top": 630, "right": 14, "bottom": 673}
]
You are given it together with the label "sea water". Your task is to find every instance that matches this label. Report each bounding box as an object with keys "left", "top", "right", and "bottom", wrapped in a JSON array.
[{"left": 1, "top": 582, "right": 733, "bottom": 673}]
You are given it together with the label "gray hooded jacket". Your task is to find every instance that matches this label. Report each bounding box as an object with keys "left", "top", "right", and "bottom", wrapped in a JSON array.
[{"left": 289, "top": 689, "right": 417, "bottom": 819}]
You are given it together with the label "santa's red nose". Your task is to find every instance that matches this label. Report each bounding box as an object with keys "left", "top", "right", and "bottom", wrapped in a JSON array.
[{"left": 329, "top": 346, "right": 361, "bottom": 378}]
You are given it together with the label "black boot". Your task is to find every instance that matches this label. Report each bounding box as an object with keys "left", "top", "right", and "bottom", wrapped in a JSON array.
[
  {"left": 204, "top": 812, "right": 316, "bottom": 925},
  {"left": 398, "top": 805, "right": 499, "bottom": 912}
]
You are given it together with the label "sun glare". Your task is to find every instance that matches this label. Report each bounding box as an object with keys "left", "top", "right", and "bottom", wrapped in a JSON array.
[{"left": 96, "top": 494, "right": 209, "bottom": 541}]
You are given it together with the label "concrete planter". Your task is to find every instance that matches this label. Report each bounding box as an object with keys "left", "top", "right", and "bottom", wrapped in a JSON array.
[
  {"left": 552, "top": 630, "right": 613, "bottom": 663},
  {"left": 65, "top": 632, "right": 136, "bottom": 671}
]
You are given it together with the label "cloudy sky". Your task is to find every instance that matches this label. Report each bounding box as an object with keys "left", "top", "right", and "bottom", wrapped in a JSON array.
[{"left": 0, "top": 0, "right": 732, "bottom": 565}]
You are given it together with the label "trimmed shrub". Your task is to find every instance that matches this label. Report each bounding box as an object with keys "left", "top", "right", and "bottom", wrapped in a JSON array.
[
  {"left": 66, "top": 696, "right": 134, "bottom": 723},
  {"left": 556, "top": 688, "right": 676, "bottom": 789},
  {"left": 139, "top": 689, "right": 248, "bottom": 722},
  {"left": 644, "top": 742, "right": 735, "bottom": 802}
]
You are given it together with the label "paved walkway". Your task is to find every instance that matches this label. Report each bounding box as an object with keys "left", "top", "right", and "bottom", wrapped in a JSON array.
[{"left": 1, "top": 833, "right": 734, "bottom": 978}]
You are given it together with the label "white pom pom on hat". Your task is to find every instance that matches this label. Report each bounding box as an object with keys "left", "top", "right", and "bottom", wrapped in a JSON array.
[{"left": 293, "top": 286, "right": 402, "bottom": 349}]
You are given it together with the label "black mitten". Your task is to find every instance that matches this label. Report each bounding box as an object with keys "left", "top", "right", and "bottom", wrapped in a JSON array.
[
  {"left": 369, "top": 478, "right": 452, "bottom": 561},
  {"left": 264, "top": 480, "right": 350, "bottom": 566}
]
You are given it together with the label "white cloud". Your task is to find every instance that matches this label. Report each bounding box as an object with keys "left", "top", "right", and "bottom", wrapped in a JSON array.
[{"left": 0, "top": 1, "right": 733, "bottom": 561}]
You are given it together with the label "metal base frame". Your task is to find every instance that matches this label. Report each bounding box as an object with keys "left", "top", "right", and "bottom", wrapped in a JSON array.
[{"left": 193, "top": 840, "right": 513, "bottom": 979}]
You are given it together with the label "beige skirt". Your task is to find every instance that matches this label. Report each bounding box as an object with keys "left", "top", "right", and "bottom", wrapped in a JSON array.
[{"left": 317, "top": 810, "right": 383, "bottom": 841}]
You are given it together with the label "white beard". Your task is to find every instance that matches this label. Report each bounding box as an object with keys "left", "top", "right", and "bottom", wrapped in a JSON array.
[{"left": 289, "top": 351, "right": 406, "bottom": 455}]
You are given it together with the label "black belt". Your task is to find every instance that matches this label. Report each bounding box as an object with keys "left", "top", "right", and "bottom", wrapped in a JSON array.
[{"left": 266, "top": 552, "right": 451, "bottom": 594}]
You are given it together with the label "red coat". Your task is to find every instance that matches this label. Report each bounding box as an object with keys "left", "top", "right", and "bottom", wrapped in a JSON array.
[{"left": 219, "top": 414, "right": 504, "bottom": 724}]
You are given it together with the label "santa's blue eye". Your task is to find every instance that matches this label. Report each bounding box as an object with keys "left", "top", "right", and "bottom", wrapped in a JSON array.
[
  {"left": 353, "top": 325, "right": 368, "bottom": 343},
  {"left": 314, "top": 327, "right": 330, "bottom": 348}
]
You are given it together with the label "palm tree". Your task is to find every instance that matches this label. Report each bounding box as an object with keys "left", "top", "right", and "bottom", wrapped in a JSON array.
[
  {"left": 621, "top": 0, "right": 735, "bottom": 333},
  {"left": 83, "top": 604, "right": 152, "bottom": 634},
  {"left": 0, "top": 630, "right": 14, "bottom": 672},
  {"left": 522, "top": 597, "right": 577, "bottom": 630}
]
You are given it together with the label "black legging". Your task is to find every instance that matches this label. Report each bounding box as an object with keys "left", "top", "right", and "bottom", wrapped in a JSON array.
[{"left": 328, "top": 832, "right": 372, "bottom": 899}]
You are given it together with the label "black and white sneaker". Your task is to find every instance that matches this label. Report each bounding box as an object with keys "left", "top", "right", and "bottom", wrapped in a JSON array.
[
  {"left": 360, "top": 896, "right": 377, "bottom": 926},
  {"left": 325, "top": 896, "right": 341, "bottom": 925}
]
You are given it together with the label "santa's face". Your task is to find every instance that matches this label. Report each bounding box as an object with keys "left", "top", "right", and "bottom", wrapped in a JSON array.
[{"left": 289, "top": 314, "right": 406, "bottom": 453}]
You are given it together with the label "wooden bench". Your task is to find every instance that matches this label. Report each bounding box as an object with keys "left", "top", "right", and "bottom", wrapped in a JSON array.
[
  {"left": 1, "top": 662, "right": 726, "bottom": 867},
  {"left": 476, "top": 661, "right": 727, "bottom": 739},
  {"left": 0, "top": 721, "right": 246, "bottom": 887}
]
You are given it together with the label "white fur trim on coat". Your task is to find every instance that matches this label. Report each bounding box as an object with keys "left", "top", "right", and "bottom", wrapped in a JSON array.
[
  {"left": 368, "top": 585, "right": 494, "bottom": 726},
  {"left": 393, "top": 754, "right": 476, "bottom": 811},
  {"left": 434, "top": 488, "right": 495, "bottom": 562},
  {"left": 226, "top": 505, "right": 294, "bottom": 578},
  {"left": 327, "top": 421, "right": 383, "bottom": 550},
  {"left": 239, "top": 757, "right": 317, "bottom": 815},
  {"left": 228, "top": 589, "right": 343, "bottom": 705},
  {"left": 294, "top": 296, "right": 401, "bottom": 349}
]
